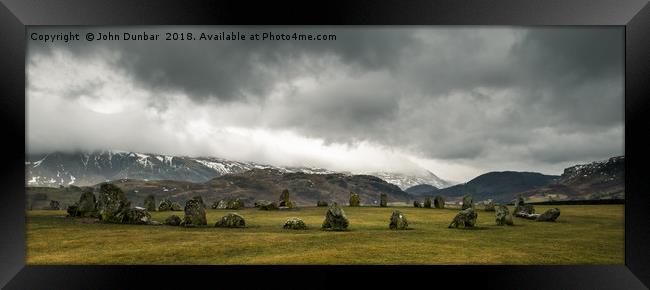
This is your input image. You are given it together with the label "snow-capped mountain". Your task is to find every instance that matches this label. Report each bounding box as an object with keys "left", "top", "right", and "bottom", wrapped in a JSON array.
[
  {"left": 368, "top": 171, "right": 452, "bottom": 190},
  {"left": 25, "top": 150, "right": 449, "bottom": 189}
]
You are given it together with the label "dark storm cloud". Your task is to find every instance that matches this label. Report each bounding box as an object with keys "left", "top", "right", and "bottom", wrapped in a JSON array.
[{"left": 27, "top": 26, "right": 624, "bottom": 176}]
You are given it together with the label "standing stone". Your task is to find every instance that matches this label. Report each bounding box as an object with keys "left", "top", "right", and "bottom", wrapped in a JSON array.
[
  {"left": 180, "top": 199, "right": 207, "bottom": 227},
  {"left": 283, "top": 217, "right": 307, "bottom": 230},
  {"left": 461, "top": 194, "right": 474, "bottom": 210},
  {"left": 536, "top": 208, "right": 561, "bottom": 222},
  {"left": 97, "top": 183, "right": 130, "bottom": 223},
  {"left": 215, "top": 213, "right": 246, "bottom": 228},
  {"left": 158, "top": 199, "right": 173, "bottom": 211},
  {"left": 171, "top": 202, "right": 182, "bottom": 211},
  {"left": 513, "top": 194, "right": 526, "bottom": 213},
  {"left": 413, "top": 201, "right": 422, "bottom": 208},
  {"left": 484, "top": 199, "right": 495, "bottom": 212},
  {"left": 424, "top": 197, "right": 432, "bottom": 208},
  {"left": 434, "top": 196, "right": 445, "bottom": 209},
  {"left": 317, "top": 200, "right": 328, "bottom": 207},
  {"left": 48, "top": 200, "right": 60, "bottom": 210},
  {"left": 321, "top": 203, "right": 349, "bottom": 231},
  {"left": 495, "top": 205, "right": 514, "bottom": 226},
  {"left": 77, "top": 190, "right": 98, "bottom": 217},
  {"left": 192, "top": 196, "right": 206, "bottom": 209},
  {"left": 349, "top": 192, "right": 360, "bottom": 207},
  {"left": 279, "top": 189, "right": 294, "bottom": 208},
  {"left": 448, "top": 208, "right": 478, "bottom": 228},
  {"left": 164, "top": 215, "right": 181, "bottom": 226},
  {"left": 144, "top": 194, "right": 156, "bottom": 212},
  {"left": 380, "top": 193, "right": 387, "bottom": 207},
  {"left": 389, "top": 210, "right": 409, "bottom": 230}
]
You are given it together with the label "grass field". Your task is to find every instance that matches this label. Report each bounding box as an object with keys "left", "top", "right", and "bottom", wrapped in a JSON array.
[{"left": 26, "top": 204, "right": 624, "bottom": 265}]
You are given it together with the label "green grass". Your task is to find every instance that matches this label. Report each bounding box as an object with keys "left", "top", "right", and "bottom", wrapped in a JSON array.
[{"left": 26, "top": 205, "right": 624, "bottom": 265}]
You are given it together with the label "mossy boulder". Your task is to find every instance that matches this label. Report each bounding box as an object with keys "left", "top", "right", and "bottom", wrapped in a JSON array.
[
  {"left": 424, "top": 197, "right": 432, "bottom": 208},
  {"left": 283, "top": 217, "right": 307, "bottom": 230},
  {"left": 180, "top": 199, "right": 207, "bottom": 227},
  {"left": 97, "top": 183, "right": 130, "bottom": 223},
  {"left": 461, "top": 194, "right": 474, "bottom": 210},
  {"left": 349, "top": 192, "right": 360, "bottom": 207},
  {"left": 122, "top": 207, "right": 152, "bottom": 225},
  {"left": 144, "top": 194, "right": 156, "bottom": 211},
  {"left": 171, "top": 202, "right": 182, "bottom": 211},
  {"left": 379, "top": 193, "right": 387, "bottom": 207},
  {"left": 164, "top": 215, "right": 181, "bottom": 226},
  {"left": 495, "top": 205, "right": 514, "bottom": 226},
  {"left": 536, "top": 208, "right": 561, "bottom": 222},
  {"left": 448, "top": 208, "right": 478, "bottom": 228},
  {"left": 316, "top": 200, "right": 328, "bottom": 207},
  {"left": 434, "top": 195, "right": 445, "bottom": 209},
  {"left": 215, "top": 213, "right": 246, "bottom": 228},
  {"left": 321, "top": 203, "right": 349, "bottom": 231},
  {"left": 389, "top": 210, "right": 409, "bottom": 230},
  {"left": 158, "top": 199, "right": 172, "bottom": 211},
  {"left": 258, "top": 201, "right": 279, "bottom": 211}
]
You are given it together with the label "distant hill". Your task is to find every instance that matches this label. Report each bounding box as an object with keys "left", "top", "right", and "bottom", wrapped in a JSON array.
[
  {"left": 517, "top": 156, "right": 624, "bottom": 202},
  {"left": 405, "top": 184, "right": 439, "bottom": 195},
  {"left": 26, "top": 168, "right": 413, "bottom": 208},
  {"left": 433, "top": 171, "right": 559, "bottom": 203}
]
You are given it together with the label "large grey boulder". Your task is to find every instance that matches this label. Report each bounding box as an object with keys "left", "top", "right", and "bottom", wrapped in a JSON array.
[
  {"left": 321, "top": 203, "right": 349, "bottom": 231},
  {"left": 180, "top": 199, "right": 207, "bottom": 227},
  {"left": 495, "top": 205, "right": 514, "bottom": 226},
  {"left": 97, "top": 183, "right": 130, "bottom": 223},
  {"left": 536, "top": 208, "right": 561, "bottom": 222},
  {"left": 434, "top": 196, "right": 445, "bottom": 209},
  {"left": 461, "top": 194, "right": 474, "bottom": 210},
  {"left": 158, "top": 199, "right": 173, "bottom": 211},
  {"left": 144, "top": 194, "right": 156, "bottom": 211},
  {"left": 380, "top": 193, "right": 387, "bottom": 207},
  {"left": 165, "top": 215, "right": 181, "bottom": 226},
  {"left": 389, "top": 210, "right": 409, "bottom": 230},
  {"left": 283, "top": 217, "right": 307, "bottom": 230},
  {"left": 215, "top": 213, "right": 246, "bottom": 228},
  {"left": 448, "top": 208, "right": 478, "bottom": 228}
]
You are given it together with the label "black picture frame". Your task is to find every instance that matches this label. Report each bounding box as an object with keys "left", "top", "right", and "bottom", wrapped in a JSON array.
[{"left": 1, "top": 0, "right": 649, "bottom": 288}]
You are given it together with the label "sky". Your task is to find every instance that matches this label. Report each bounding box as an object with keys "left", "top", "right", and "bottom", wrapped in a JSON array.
[{"left": 26, "top": 26, "right": 624, "bottom": 183}]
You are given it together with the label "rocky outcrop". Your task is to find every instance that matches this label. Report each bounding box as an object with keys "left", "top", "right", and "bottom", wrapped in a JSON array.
[
  {"left": 321, "top": 203, "right": 349, "bottom": 231},
  {"left": 283, "top": 217, "right": 307, "bottom": 230},
  {"left": 448, "top": 208, "right": 478, "bottom": 228},
  {"left": 215, "top": 213, "right": 246, "bottom": 228},
  {"left": 389, "top": 210, "right": 409, "bottom": 230}
]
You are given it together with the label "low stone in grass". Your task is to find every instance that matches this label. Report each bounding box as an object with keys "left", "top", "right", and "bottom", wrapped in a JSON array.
[
  {"left": 122, "top": 207, "right": 152, "bottom": 225},
  {"left": 434, "top": 196, "right": 445, "bottom": 209},
  {"left": 536, "top": 208, "right": 561, "bottom": 222},
  {"left": 180, "top": 199, "right": 207, "bottom": 227},
  {"left": 165, "top": 215, "right": 181, "bottom": 226},
  {"left": 215, "top": 213, "right": 246, "bottom": 228},
  {"left": 380, "top": 193, "right": 387, "bottom": 207},
  {"left": 171, "top": 202, "right": 182, "bottom": 211},
  {"left": 495, "top": 205, "right": 514, "bottom": 226},
  {"left": 389, "top": 210, "right": 409, "bottom": 230},
  {"left": 144, "top": 194, "right": 156, "bottom": 211},
  {"left": 258, "top": 201, "right": 279, "bottom": 211},
  {"left": 284, "top": 217, "right": 307, "bottom": 230},
  {"left": 321, "top": 202, "right": 349, "bottom": 231},
  {"left": 317, "top": 200, "right": 328, "bottom": 207},
  {"left": 349, "top": 192, "right": 360, "bottom": 207},
  {"left": 461, "top": 194, "right": 474, "bottom": 210},
  {"left": 158, "top": 199, "right": 173, "bottom": 211},
  {"left": 448, "top": 208, "right": 478, "bottom": 228}
]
